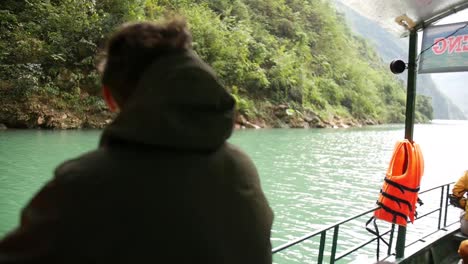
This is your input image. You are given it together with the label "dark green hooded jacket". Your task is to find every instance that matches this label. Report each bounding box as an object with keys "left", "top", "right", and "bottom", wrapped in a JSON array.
[{"left": 0, "top": 51, "right": 273, "bottom": 263}]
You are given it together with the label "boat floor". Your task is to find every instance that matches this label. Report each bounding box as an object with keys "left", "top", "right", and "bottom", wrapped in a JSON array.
[
  {"left": 383, "top": 224, "right": 467, "bottom": 264},
  {"left": 445, "top": 232, "right": 468, "bottom": 264}
]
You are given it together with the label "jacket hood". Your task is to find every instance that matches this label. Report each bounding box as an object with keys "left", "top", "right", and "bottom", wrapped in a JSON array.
[{"left": 100, "top": 50, "right": 235, "bottom": 151}]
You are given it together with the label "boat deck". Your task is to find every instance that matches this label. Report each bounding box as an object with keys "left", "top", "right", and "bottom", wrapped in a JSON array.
[
  {"left": 383, "top": 224, "right": 467, "bottom": 264},
  {"left": 447, "top": 232, "right": 468, "bottom": 264}
]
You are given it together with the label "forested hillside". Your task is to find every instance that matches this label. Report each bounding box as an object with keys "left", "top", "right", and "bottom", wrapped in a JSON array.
[{"left": 0, "top": 0, "right": 432, "bottom": 129}]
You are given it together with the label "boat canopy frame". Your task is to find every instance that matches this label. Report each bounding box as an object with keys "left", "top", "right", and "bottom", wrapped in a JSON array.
[{"left": 341, "top": 0, "right": 468, "bottom": 37}]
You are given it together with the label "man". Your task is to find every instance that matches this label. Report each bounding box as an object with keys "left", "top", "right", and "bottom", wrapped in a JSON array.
[
  {"left": 0, "top": 18, "right": 273, "bottom": 263},
  {"left": 450, "top": 170, "right": 468, "bottom": 235}
]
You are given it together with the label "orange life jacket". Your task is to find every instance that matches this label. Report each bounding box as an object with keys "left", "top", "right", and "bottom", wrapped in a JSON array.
[{"left": 374, "top": 139, "right": 424, "bottom": 226}]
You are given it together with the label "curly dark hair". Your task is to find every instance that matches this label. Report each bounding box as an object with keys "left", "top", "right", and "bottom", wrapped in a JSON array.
[{"left": 99, "top": 17, "right": 192, "bottom": 106}]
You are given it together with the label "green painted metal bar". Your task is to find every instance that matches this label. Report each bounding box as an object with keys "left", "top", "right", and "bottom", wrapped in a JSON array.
[
  {"left": 397, "top": 28, "right": 419, "bottom": 259},
  {"left": 404, "top": 29, "right": 418, "bottom": 142},
  {"left": 335, "top": 229, "right": 393, "bottom": 261},
  {"left": 444, "top": 184, "right": 450, "bottom": 227},
  {"left": 330, "top": 226, "right": 339, "bottom": 264},
  {"left": 272, "top": 207, "right": 378, "bottom": 253},
  {"left": 438, "top": 187, "right": 444, "bottom": 229},
  {"left": 318, "top": 231, "right": 326, "bottom": 264},
  {"left": 271, "top": 182, "right": 452, "bottom": 262},
  {"left": 395, "top": 227, "right": 406, "bottom": 259},
  {"left": 387, "top": 224, "right": 395, "bottom": 255},
  {"left": 419, "top": 182, "right": 454, "bottom": 194},
  {"left": 417, "top": 208, "right": 441, "bottom": 219}
]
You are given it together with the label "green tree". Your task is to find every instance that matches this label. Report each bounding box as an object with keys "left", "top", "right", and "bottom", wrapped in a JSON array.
[{"left": 0, "top": 0, "right": 433, "bottom": 127}]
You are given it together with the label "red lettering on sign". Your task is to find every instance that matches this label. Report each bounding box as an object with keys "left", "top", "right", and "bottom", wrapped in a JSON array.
[
  {"left": 463, "top": 35, "right": 468, "bottom": 52},
  {"left": 448, "top": 36, "right": 464, "bottom": 54},
  {"left": 432, "top": 38, "right": 447, "bottom": 55}
]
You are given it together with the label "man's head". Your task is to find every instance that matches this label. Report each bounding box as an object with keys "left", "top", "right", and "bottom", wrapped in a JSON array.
[{"left": 99, "top": 18, "right": 192, "bottom": 110}]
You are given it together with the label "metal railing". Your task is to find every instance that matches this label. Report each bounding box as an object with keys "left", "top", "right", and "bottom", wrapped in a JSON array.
[{"left": 272, "top": 182, "right": 457, "bottom": 263}]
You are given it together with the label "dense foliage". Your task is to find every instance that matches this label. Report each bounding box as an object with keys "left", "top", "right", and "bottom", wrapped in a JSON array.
[{"left": 0, "top": 0, "right": 432, "bottom": 127}]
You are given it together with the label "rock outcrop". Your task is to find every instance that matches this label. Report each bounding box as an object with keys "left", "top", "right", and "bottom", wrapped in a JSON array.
[
  {"left": 234, "top": 104, "right": 375, "bottom": 129},
  {"left": 0, "top": 98, "right": 114, "bottom": 129},
  {"left": 0, "top": 98, "right": 376, "bottom": 130}
]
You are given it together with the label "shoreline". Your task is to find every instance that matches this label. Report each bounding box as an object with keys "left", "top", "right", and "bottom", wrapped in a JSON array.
[
  {"left": 0, "top": 117, "right": 379, "bottom": 130},
  {"left": 0, "top": 98, "right": 380, "bottom": 130}
]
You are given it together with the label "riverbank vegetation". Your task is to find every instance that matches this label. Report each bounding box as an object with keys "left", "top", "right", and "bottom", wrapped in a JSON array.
[{"left": 0, "top": 0, "right": 433, "bottom": 129}]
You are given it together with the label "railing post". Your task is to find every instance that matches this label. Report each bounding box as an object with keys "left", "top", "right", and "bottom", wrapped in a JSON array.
[
  {"left": 397, "top": 28, "right": 419, "bottom": 259},
  {"left": 403, "top": 31, "right": 418, "bottom": 141},
  {"left": 330, "top": 226, "right": 339, "bottom": 264},
  {"left": 395, "top": 227, "right": 407, "bottom": 259},
  {"left": 444, "top": 184, "right": 450, "bottom": 227},
  {"left": 438, "top": 186, "right": 444, "bottom": 229},
  {"left": 318, "top": 231, "right": 326, "bottom": 264},
  {"left": 387, "top": 224, "right": 395, "bottom": 256}
]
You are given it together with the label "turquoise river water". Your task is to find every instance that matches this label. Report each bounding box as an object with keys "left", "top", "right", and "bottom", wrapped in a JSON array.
[{"left": 1, "top": 121, "right": 467, "bottom": 263}]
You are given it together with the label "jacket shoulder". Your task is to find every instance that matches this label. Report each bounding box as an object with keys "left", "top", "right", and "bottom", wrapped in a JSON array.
[
  {"left": 221, "top": 143, "right": 263, "bottom": 186},
  {"left": 53, "top": 149, "right": 107, "bottom": 184},
  {"left": 224, "top": 143, "right": 257, "bottom": 169}
]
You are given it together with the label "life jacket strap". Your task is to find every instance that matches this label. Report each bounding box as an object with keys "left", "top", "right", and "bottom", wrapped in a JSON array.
[
  {"left": 365, "top": 216, "right": 389, "bottom": 261},
  {"left": 380, "top": 189, "right": 413, "bottom": 212},
  {"left": 376, "top": 201, "right": 409, "bottom": 223},
  {"left": 385, "top": 178, "right": 420, "bottom": 194},
  {"left": 417, "top": 197, "right": 424, "bottom": 206}
]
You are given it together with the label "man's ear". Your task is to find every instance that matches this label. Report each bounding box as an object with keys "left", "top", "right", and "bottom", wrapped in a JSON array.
[{"left": 102, "top": 85, "right": 119, "bottom": 112}]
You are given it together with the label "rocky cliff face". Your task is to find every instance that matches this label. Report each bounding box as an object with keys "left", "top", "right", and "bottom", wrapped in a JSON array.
[
  {"left": 235, "top": 104, "right": 377, "bottom": 129},
  {"left": 0, "top": 97, "right": 370, "bottom": 130},
  {"left": 0, "top": 98, "right": 114, "bottom": 129}
]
